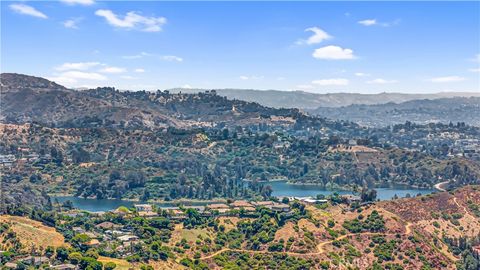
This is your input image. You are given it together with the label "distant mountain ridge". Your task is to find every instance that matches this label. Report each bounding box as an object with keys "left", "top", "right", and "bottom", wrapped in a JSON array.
[
  {"left": 168, "top": 88, "right": 480, "bottom": 109},
  {"left": 309, "top": 97, "right": 480, "bottom": 127}
]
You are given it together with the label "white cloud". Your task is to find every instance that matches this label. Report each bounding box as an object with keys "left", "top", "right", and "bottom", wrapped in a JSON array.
[
  {"left": 358, "top": 19, "right": 377, "bottom": 26},
  {"left": 120, "top": 75, "right": 137, "bottom": 80},
  {"left": 469, "top": 68, "right": 480, "bottom": 72},
  {"left": 122, "top": 52, "right": 151, "bottom": 59},
  {"left": 239, "top": 75, "right": 264, "bottom": 80},
  {"left": 312, "top": 45, "right": 356, "bottom": 60},
  {"left": 312, "top": 78, "right": 349, "bottom": 86},
  {"left": 161, "top": 55, "right": 183, "bottom": 62},
  {"left": 63, "top": 18, "right": 83, "bottom": 29},
  {"left": 60, "top": 0, "right": 95, "bottom": 5},
  {"left": 123, "top": 52, "right": 182, "bottom": 62},
  {"left": 182, "top": 84, "right": 193, "bottom": 89},
  {"left": 60, "top": 71, "right": 107, "bottom": 81},
  {"left": 367, "top": 78, "right": 398, "bottom": 84},
  {"left": 296, "top": 27, "right": 332, "bottom": 45},
  {"left": 48, "top": 71, "right": 107, "bottom": 86},
  {"left": 95, "top": 9, "right": 167, "bottom": 32},
  {"left": 55, "top": 62, "right": 101, "bottom": 71},
  {"left": 429, "top": 76, "right": 465, "bottom": 83},
  {"left": 358, "top": 18, "right": 400, "bottom": 27},
  {"left": 99, "top": 66, "right": 127, "bottom": 73},
  {"left": 134, "top": 68, "right": 145, "bottom": 73},
  {"left": 355, "top": 72, "right": 370, "bottom": 77},
  {"left": 9, "top": 4, "right": 48, "bottom": 19}
]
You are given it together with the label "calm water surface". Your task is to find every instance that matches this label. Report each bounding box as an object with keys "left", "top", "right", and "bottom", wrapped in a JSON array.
[
  {"left": 269, "top": 181, "right": 436, "bottom": 200},
  {"left": 54, "top": 181, "right": 436, "bottom": 212}
]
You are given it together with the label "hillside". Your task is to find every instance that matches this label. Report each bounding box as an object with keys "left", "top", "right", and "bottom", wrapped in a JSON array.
[
  {"left": 169, "top": 88, "right": 480, "bottom": 109},
  {"left": 0, "top": 73, "right": 321, "bottom": 130},
  {"left": 1, "top": 186, "right": 479, "bottom": 269},
  {"left": 310, "top": 97, "right": 480, "bottom": 127}
]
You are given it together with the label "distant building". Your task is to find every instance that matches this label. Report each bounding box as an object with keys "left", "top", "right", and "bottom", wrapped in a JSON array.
[
  {"left": 95, "top": 221, "right": 120, "bottom": 230},
  {"left": 50, "top": 264, "right": 77, "bottom": 270},
  {"left": 251, "top": 201, "right": 275, "bottom": 207},
  {"left": 340, "top": 194, "right": 361, "bottom": 204},
  {"left": 271, "top": 203, "right": 290, "bottom": 212},
  {"left": 4, "top": 262, "right": 17, "bottom": 269},
  {"left": 118, "top": 235, "right": 139, "bottom": 243},
  {"left": 18, "top": 256, "right": 49, "bottom": 266},
  {"left": 206, "top": 203, "right": 230, "bottom": 213},
  {"left": 134, "top": 204, "right": 153, "bottom": 212}
]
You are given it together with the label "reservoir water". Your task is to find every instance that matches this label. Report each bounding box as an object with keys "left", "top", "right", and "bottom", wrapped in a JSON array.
[{"left": 54, "top": 181, "right": 436, "bottom": 212}]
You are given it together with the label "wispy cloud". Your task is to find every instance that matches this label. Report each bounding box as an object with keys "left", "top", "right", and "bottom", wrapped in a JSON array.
[
  {"left": 367, "top": 78, "right": 398, "bottom": 84},
  {"left": 161, "top": 55, "right": 183, "bottom": 62},
  {"left": 469, "top": 68, "right": 480, "bottom": 73},
  {"left": 95, "top": 9, "right": 167, "bottom": 32},
  {"left": 429, "top": 76, "right": 465, "bottom": 83},
  {"left": 312, "top": 45, "right": 356, "bottom": 60},
  {"left": 60, "top": 0, "right": 95, "bottom": 6},
  {"left": 9, "top": 4, "right": 48, "bottom": 19},
  {"left": 48, "top": 71, "right": 107, "bottom": 86},
  {"left": 358, "top": 18, "right": 400, "bottom": 27},
  {"left": 296, "top": 27, "right": 332, "bottom": 45},
  {"left": 55, "top": 62, "right": 101, "bottom": 71},
  {"left": 134, "top": 68, "right": 145, "bottom": 73},
  {"left": 239, "top": 75, "right": 264, "bottom": 80},
  {"left": 358, "top": 19, "right": 377, "bottom": 26},
  {"left": 122, "top": 52, "right": 183, "bottom": 62},
  {"left": 63, "top": 18, "right": 83, "bottom": 29},
  {"left": 99, "top": 66, "right": 127, "bottom": 73},
  {"left": 312, "top": 78, "right": 349, "bottom": 86},
  {"left": 355, "top": 72, "right": 370, "bottom": 77}
]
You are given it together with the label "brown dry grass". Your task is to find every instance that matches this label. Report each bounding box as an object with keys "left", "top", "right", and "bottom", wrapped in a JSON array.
[{"left": 0, "top": 215, "right": 68, "bottom": 250}]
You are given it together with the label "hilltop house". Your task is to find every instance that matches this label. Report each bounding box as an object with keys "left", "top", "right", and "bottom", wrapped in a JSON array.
[
  {"left": 134, "top": 204, "right": 153, "bottom": 212},
  {"left": 206, "top": 203, "right": 230, "bottom": 214},
  {"left": 271, "top": 203, "right": 291, "bottom": 212}
]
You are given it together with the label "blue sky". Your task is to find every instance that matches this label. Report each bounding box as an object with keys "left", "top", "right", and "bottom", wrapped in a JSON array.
[{"left": 2, "top": 1, "right": 479, "bottom": 93}]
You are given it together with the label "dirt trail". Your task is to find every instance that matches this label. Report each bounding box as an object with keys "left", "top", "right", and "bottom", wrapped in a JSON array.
[
  {"left": 453, "top": 197, "right": 469, "bottom": 214},
  {"left": 201, "top": 222, "right": 414, "bottom": 259}
]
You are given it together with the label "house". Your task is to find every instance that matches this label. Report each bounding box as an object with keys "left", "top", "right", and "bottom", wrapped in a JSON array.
[
  {"left": 72, "top": 227, "right": 85, "bottom": 234},
  {"left": 271, "top": 203, "right": 290, "bottom": 212},
  {"left": 105, "top": 230, "right": 126, "bottom": 236},
  {"left": 134, "top": 204, "right": 153, "bottom": 212},
  {"left": 251, "top": 201, "right": 275, "bottom": 207},
  {"left": 95, "top": 221, "right": 120, "bottom": 230},
  {"left": 85, "top": 239, "right": 100, "bottom": 247},
  {"left": 118, "top": 235, "right": 139, "bottom": 243},
  {"left": 231, "top": 200, "right": 253, "bottom": 209},
  {"left": 206, "top": 203, "right": 230, "bottom": 213},
  {"left": 341, "top": 194, "right": 361, "bottom": 204},
  {"left": 51, "top": 264, "right": 77, "bottom": 270},
  {"left": 138, "top": 211, "right": 158, "bottom": 218},
  {"left": 4, "top": 262, "right": 17, "bottom": 269},
  {"left": 298, "top": 197, "right": 328, "bottom": 204},
  {"left": 18, "top": 256, "right": 49, "bottom": 266}
]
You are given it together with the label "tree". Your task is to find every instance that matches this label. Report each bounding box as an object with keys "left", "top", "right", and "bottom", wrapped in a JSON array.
[
  {"left": 68, "top": 252, "right": 82, "bottom": 264},
  {"left": 104, "top": 262, "right": 117, "bottom": 270},
  {"left": 360, "top": 188, "right": 377, "bottom": 202}
]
